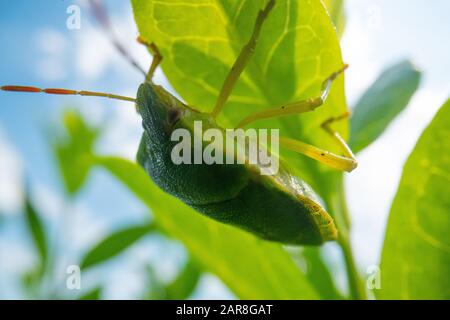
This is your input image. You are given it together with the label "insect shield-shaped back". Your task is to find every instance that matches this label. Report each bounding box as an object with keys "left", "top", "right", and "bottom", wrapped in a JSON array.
[{"left": 136, "top": 83, "right": 337, "bottom": 245}]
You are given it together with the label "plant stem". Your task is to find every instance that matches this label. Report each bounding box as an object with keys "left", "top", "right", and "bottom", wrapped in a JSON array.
[
  {"left": 338, "top": 234, "right": 366, "bottom": 300},
  {"left": 331, "top": 176, "right": 367, "bottom": 300}
]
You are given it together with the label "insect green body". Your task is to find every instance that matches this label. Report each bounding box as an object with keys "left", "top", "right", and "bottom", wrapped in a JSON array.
[
  {"left": 136, "top": 83, "right": 337, "bottom": 245},
  {"left": 1, "top": 0, "right": 356, "bottom": 246}
]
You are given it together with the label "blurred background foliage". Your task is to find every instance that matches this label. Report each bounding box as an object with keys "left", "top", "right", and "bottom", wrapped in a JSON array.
[{"left": 17, "top": 111, "right": 203, "bottom": 299}]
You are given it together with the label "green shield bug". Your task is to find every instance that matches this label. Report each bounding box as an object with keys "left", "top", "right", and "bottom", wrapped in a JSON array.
[{"left": 1, "top": 0, "right": 357, "bottom": 245}]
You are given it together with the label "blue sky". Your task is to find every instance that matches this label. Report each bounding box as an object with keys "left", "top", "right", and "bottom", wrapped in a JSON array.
[
  {"left": 0, "top": 0, "right": 449, "bottom": 299},
  {"left": 341, "top": 0, "right": 450, "bottom": 270}
]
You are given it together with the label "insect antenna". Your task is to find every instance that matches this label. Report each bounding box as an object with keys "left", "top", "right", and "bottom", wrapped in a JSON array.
[
  {"left": 88, "top": 0, "right": 147, "bottom": 77},
  {"left": 1, "top": 86, "right": 135, "bottom": 103}
]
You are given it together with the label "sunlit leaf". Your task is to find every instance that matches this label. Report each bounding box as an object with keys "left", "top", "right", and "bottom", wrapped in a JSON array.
[
  {"left": 323, "top": 0, "right": 346, "bottom": 38},
  {"left": 380, "top": 99, "right": 450, "bottom": 299},
  {"left": 80, "top": 223, "right": 155, "bottom": 270},
  {"left": 95, "top": 156, "right": 318, "bottom": 299},
  {"left": 350, "top": 60, "right": 421, "bottom": 153}
]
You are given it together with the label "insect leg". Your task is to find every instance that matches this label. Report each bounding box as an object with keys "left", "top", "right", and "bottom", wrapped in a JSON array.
[
  {"left": 279, "top": 132, "right": 357, "bottom": 172},
  {"left": 137, "top": 36, "right": 163, "bottom": 82},
  {"left": 89, "top": 0, "right": 147, "bottom": 77},
  {"left": 278, "top": 112, "right": 357, "bottom": 172},
  {"left": 211, "top": 0, "right": 276, "bottom": 118},
  {"left": 237, "top": 64, "right": 348, "bottom": 127},
  {"left": 320, "top": 111, "right": 357, "bottom": 164}
]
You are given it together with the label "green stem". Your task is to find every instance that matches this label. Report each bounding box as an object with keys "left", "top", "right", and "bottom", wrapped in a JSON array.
[
  {"left": 331, "top": 175, "right": 367, "bottom": 300},
  {"left": 338, "top": 234, "right": 366, "bottom": 300}
]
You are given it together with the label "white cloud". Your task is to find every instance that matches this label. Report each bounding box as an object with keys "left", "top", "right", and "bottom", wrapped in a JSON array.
[
  {"left": 0, "top": 240, "right": 35, "bottom": 274},
  {"left": 74, "top": 24, "right": 115, "bottom": 79},
  {"left": 105, "top": 264, "right": 147, "bottom": 299},
  {"left": 73, "top": 8, "right": 152, "bottom": 81},
  {"left": 97, "top": 96, "right": 143, "bottom": 160},
  {"left": 341, "top": 10, "right": 382, "bottom": 106},
  {"left": 0, "top": 230, "right": 35, "bottom": 298},
  {"left": 34, "top": 28, "right": 69, "bottom": 81},
  {"left": 0, "top": 130, "right": 23, "bottom": 214},
  {"left": 32, "top": 182, "right": 68, "bottom": 222},
  {"left": 33, "top": 181, "right": 110, "bottom": 252},
  {"left": 70, "top": 202, "right": 110, "bottom": 250},
  {"left": 33, "top": 5, "right": 153, "bottom": 84},
  {"left": 192, "top": 274, "right": 235, "bottom": 300}
]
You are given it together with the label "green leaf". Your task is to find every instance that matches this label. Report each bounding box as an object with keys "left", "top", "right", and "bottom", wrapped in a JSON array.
[
  {"left": 95, "top": 156, "right": 318, "bottom": 299},
  {"left": 322, "top": 0, "right": 346, "bottom": 38},
  {"left": 143, "top": 264, "right": 166, "bottom": 300},
  {"left": 78, "top": 287, "right": 102, "bottom": 300},
  {"left": 21, "top": 266, "right": 44, "bottom": 296},
  {"left": 24, "top": 197, "right": 48, "bottom": 272},
  {"left": 165, "top": 258, "right": 202, "bottom": 300},
  {"left": 54, "top": 110, "right": 99, "bottom": 196},
  {"left": 131, "top": 0, "right": 348, "bottom": 204},
  {"left": 380, "top": 99, "right": 450, "bottom": 299},
  {"left": 80, "top": 224, "right": 154, "bottom": 270},
  {"left": 350, "top": 60, "right": 421, "bottom": 153},
  {"left": 301, "top": 247, "right": 342, "bottom": 299}
]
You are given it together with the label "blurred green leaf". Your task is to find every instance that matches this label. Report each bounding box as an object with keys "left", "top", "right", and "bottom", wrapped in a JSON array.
[
  {"left": 78, "top": 287, "right": 102, "bottom": 300},
  {"left": 143, "top": 264, "right": 166, "bottom": 300},
  {"left": 20, "top": 266, "right": 43, "bottom": 297},
  {"left": 350, "top": 60, "right": 421, "bottom": 153},
  {"left": 132, "top": 0, "right": 348, "bottom": 206},
  {"left": 165, "top": 258, "right": 202, "bottom": 300},
  {"left": 302, "top": 247, "right": 342, "bottom": 299},
  {"left": 80, "top": 223, "right": 154, "bottom": 270},
  {"left": 24, "top": 197, "right": 48, "bottom": 272},
  {"left": 144, "top": 257, "right": 201, "bottom": 300},
  {"left": 54, "top": 110, "right": 99, "bottom": 196},
  {"left": 380, "top": 98, "right": 450, "bottom": 299},
  {"left": 95, "top": 156, "right": 318, "bottom": 299},
  {"left": 323, "top": 0, "right": 346, "bottom": 38}
]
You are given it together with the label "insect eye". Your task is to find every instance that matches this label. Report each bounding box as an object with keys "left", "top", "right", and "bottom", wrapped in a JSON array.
[{"left": 167, "top": 108, "right": 182, "bottom": 125}]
